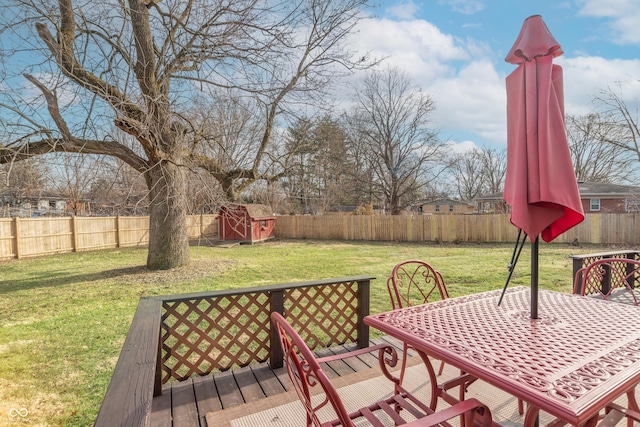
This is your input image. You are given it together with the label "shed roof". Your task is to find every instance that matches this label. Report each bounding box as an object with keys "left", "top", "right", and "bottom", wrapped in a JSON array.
[{"left": 221, "top": 204, "right": 274, "bottom": 218}]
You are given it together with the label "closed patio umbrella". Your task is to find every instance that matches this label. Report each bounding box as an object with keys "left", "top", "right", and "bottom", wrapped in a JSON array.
[{"left": 501, "top": 15, "right": 584, "bottom": 318}]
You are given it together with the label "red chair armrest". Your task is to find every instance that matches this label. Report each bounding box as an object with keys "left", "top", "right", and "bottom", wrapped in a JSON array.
[
  {"left": 601, "top": 403, "right": 640, "bottom": 427},
  {"left": 314, "top": 343, "right": 393, "bottom": 364}
]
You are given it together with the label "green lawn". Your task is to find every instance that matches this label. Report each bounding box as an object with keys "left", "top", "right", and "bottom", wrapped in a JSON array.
[{"left": 0, "top": 239, "right": 610, "bottom": 426}]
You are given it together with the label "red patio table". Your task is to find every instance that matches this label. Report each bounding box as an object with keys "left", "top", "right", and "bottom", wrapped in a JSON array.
[{"left": 364, "top": 286, "right": 640, "bottom": 426}]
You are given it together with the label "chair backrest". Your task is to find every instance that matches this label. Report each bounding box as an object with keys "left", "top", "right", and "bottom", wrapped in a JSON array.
[
  {"left": 387, "top": 260, "right": 449, "bottom": 309},
  {"left": 573, "top": 258, "right": 640, "bottom": 305},
  {"left": 271, "top": 312, "right": 354, "bottom": 427}
]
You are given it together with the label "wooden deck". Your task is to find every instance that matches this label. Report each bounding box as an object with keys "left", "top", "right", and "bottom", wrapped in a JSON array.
[{"left": 150, "top": 336, "right": 406, "bottom": 427}]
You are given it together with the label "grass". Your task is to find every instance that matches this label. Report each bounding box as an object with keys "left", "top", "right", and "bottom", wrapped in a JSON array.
[{"left": 0, "top": 238, "right": 613, "bottom": 426}]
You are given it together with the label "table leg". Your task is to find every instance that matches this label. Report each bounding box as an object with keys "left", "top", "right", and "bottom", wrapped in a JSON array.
[
  {"left": 626, "top": 388, "right": 638, "bottom": 427},
  {"left": 524, "top": 405, "right": 540, "bottom": 427},
  {"left": 414, "top": 349, "right": 440, "bottom": 411}
]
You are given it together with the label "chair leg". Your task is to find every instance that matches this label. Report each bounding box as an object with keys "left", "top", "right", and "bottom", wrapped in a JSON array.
[
  {"left": 518, "top": 398, "right": 524, "bottom": 415},
  {"left": 627, "top": 387, "right": 639, "bottom": 427},
  {"left": 399, "top": 343, "right": 409, "bottom": 385},
  {"left": 438, "top": 359, "right": 445, "bottom": 376}
]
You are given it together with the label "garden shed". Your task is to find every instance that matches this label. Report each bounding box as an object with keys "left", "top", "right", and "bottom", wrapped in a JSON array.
[{"left": 219, "top": 204, "right": 275, "bottom": 243}]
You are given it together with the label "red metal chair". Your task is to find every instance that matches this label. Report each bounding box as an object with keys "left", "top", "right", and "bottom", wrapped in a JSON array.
[
  {"left": 387, "top": 260, "right": 450, "bottom": 310},
  {"left": 573, "top": 258, "right": 640, "bottom": 305},
  {"left": 601, "top": 402, "right": 640, "bottom": 427},
  {"left": 271, "top": 312, "right": 494, "bottom": 427},
  {"left": 387, "top": 260, "right": 524, "bottom": 416},
  {"left": 386, "top": 260, "right": 452, "bottom": 383}
]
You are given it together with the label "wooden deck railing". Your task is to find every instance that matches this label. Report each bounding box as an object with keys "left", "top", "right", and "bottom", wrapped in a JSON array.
[
  {"left": 94, "top": 276, "right": 374, "bottom": 427},
  {"left": 569, "top": 250, "right": 640, "bottom": 290}
]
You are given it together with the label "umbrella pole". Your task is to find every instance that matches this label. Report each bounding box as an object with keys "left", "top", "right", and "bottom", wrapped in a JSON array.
[
  {"left": 498, "top": 229, "right": 527, "bottom": 305},
  {"left": 531, "top": 235, "right": 539, "bottom": 319}
]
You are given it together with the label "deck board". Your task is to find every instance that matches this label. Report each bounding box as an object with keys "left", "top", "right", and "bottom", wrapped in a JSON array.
[
  {"left": 150, "top": 390, "right": 172, "bottom": 427},
  {"left": 170, "top": 379, "right": 199, "bottom": 426},
  {"left": 315, "top": 347, "right": 357, "bottom": 377},
  {"left": 232, "top": 366, "right": 265, "bottom": 403},
  {"left": 249, "top": 364, "right": 287, "bottom": 396},
  {"left": 192, "top": 375, "right": 220, "bottom": 427},
  {"left": 213, "top": 370, "right": 244, "bottom": 409},
  {"left": 152, "top": 339, "right": 411, "bottom": 426}
]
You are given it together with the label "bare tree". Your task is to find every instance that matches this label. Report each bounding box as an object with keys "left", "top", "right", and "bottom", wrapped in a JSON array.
[
  {"left": 479, "top": 146, "right": 507, "bottom": 194},
  {"left": 183, "top": 170, "right": 225, "bottom": 215},
  {"left": 342, "top": 113, "right": 377, "bottom": 207},
  {"left": 450, "top": 149, "right": 485, "bottom": 201},
  {"left": 450, "top": 146, "right": 506, "bottom": 202},
  {"left": 48, "top": 154, "right": 102, "bottom": 215},
  {"left": 596, "top": 83, "right": 640, "bottom": 157},
  {"left": 0, "top": 0, "right": 373, "bottom": 269},
  {"left": 348, "top": 67, "right": 446, "bottom": 214},
  {"left": 0, "top": 158, "right": 48, "bottom": 211},
  {"left": 589, "top": 83, "right": 640, "bottom": 183},
  {"left": 566, "top": 113, "right": 637, "bottom": 183}
]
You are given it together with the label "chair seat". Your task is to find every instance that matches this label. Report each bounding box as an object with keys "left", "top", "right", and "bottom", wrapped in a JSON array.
[
  {"left": 271, "top": 312, "right": 495, "bottom": 427},
  {"left": 321, "top": 390, "right": 492, "bottom": 427}
]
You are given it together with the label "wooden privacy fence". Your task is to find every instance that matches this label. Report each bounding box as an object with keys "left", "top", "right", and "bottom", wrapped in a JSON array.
[
  {"left": 2, "top": 213, "right": 640, "bottom": 260},
  {"left": 0, "top": 214, "right": 218, "bottom": 260},
  {"left": 274, "top": 213, "right": 640, "bottom": 245}
]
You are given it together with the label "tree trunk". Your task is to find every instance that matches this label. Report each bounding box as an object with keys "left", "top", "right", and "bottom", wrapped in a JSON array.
[{"left": 146, "top": 161, "right": 190, "bottom": 269}]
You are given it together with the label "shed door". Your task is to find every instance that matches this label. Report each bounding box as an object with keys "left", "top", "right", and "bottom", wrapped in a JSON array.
[{"left": 222, "top": 208, "right": 249, "bottom": 240}]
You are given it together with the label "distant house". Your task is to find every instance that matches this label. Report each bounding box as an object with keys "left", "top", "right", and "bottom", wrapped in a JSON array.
[
  {"left": 0, "top": 191, "right": 69, "bottom": 217},
  {"left": 578, "top": 182, "right": 640, "bottom": 213},
  {"left": 416, "top": 198, "right": 476, "bottom": 214},
  {"left": 475, "top": 182, "right": 640, "bottom": 214}
]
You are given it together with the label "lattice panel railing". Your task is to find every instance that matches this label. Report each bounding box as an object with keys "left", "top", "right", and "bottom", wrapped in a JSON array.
[
  {"left": 160, "top": 277, "right": 369, "bottom": 383},
  {"left": 161, "top": 293, "right": 271, "bottom": 382},
  {"left": 284, "top": 282, "right": 359, "bottom": 351},
  {"left": 572, "top": 250, "right": 640, "bottom": 293},
  {"left": 579, "top": 259, "right": 640, "bottom": 297}
]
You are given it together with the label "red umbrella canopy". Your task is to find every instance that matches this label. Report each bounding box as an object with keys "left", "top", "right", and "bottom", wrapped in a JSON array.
[{"left": 503, "top": 15, "right": 584, "bottom": 243}]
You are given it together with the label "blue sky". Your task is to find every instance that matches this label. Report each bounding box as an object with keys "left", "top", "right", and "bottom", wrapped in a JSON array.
[{"left": 347, "top": 0, "right": 640, "bottom": 151}]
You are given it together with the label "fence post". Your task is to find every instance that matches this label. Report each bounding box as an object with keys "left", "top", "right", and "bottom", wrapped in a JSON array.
[
  {"left": 116, "top": 216, "right": 121, "bottom": 248},
  {"left": 72, "top": 216, "right": 79, "bottom": 252},
  {"left": 342, "top": 215, "right": 348, "bottom": 240},
  {"left": 269, "top": 290, "right": 285, "bottom": 368},
  {"left": 625, "top": 251, "right": 638, "bottom": 288},
  {"left": 357, "top": 279, "right": 371, "bottom": 349},
  {"left": 155, "top": 306, "right": 163, "bottom": 397},
  {"left": 13, "top": 217, "right": 20, "bottom": 259}
]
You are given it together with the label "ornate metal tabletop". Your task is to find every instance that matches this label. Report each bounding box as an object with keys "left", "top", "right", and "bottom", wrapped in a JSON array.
[{"left": 364, "top": 286, "right": 640, "bottom": 425}]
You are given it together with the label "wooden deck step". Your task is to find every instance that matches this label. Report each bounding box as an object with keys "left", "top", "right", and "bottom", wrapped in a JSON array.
[{"left": 149, "top": 336, "right": 410, "bottom": 426}]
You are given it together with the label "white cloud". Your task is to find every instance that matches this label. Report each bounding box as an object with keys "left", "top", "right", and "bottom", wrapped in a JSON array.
[
  {"left": 558, "top": 56, "right": 640, "bottom": 115},
  {"left": 386, "top": 1, "right": 420, "bottom": 20},
  {"left": 347, "top": 11, "right": 640, "bottom": 151},
  {"left": 445, "top": 140, "right": 479, "bottom": 154},
  {"left": 429, "top": 60, "right": 507, "bottom": 146},
  {"left": 577, "top": 0, "right": 640, "bottom": 44},
  {"left": 351, "top": 17, "right": 469, "bottom": 80}
]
